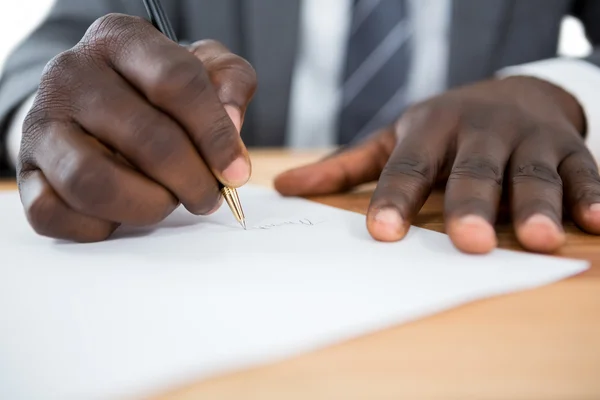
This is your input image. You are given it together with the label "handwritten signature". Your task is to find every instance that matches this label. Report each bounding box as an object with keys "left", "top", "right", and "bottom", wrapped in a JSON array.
[{"left": 254, "top": 218, "right": 321, "bottom": 230}]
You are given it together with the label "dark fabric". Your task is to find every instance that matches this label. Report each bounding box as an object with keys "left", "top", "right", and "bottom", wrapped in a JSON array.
[
  {"left": 0, "top": 0, "right": 600, "bottom": 176},
  {"left": 338, "top": 0, "right": 411, "bottom": 145}
]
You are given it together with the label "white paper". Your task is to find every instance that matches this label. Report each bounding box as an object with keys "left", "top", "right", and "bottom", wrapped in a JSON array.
[{"left": 0, "top": 185, "right": 588, "bottom": 400}]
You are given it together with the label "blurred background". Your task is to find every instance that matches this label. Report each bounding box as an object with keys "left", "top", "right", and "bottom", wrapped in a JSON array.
[{"left": 0, "top": 1, "right": 594, "bottom": 76}]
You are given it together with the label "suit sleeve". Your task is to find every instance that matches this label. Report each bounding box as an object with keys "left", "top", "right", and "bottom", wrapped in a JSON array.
[
  {"left": 496, "top": 0, "right": 600, "bottom": 163},
  {"left": 0, "top": 0, "right": 166, "bottom": 173}
]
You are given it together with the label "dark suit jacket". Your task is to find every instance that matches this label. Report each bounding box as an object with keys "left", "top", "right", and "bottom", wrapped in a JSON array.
[{"left": 0, "top": 0, "right": 599, "bottom": 174}]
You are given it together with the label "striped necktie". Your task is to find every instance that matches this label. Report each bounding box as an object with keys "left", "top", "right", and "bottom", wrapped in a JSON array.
[{"left": 338, "top": 0, "right": 413, "bottom": 145}]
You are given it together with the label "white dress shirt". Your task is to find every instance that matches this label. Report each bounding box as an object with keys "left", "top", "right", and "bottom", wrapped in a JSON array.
[
  {"left": 287, "top": 0, "right": 451, "bottom": 148},
  {"left": 6, "top": 0, "right": 600, "bottom": 165}
]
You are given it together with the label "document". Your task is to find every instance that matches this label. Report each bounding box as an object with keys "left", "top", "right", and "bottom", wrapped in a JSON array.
[{"left": 0, "top": 186, "right": 587, "bottom": 399}]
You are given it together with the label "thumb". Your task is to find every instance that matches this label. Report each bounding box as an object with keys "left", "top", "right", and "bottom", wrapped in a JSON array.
[
  {"left": 188, "top": 40, "right": 257, "bottom": 133},
  {"left": 274, "top": 128, "right": 397, "bottom": 197}
]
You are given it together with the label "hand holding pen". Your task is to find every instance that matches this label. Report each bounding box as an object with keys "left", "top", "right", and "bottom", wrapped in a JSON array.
[
  {"left": 18, "top": 12, "right": 256, "bottom": 242},
  {"left": 144, "top": 0, "right": 248, "bottom": 229}
]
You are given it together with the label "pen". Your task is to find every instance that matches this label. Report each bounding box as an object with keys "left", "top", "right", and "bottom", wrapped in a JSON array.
[{"left": 142, "top": 0, "right": 247, "bottom": 230}]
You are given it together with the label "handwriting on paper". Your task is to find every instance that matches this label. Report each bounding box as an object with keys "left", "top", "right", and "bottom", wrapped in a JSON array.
[{"left": 254, "top": 218, "right": 322, "bottom": 230}]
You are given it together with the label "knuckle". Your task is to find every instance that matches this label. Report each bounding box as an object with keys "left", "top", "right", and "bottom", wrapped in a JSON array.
[
  {"left": 146, "top": 57, "right": 207, "bottom": 103},
  {"left": 57, "top": 154, "right": 117, "bottom": 211},
  {"left": 463, "top": 104, "right": 515, "bottom": 131},
  {"left": 450, "top": 157, "right": 503, "bottom": 186},
  {"left": 20, "top": 109, "right": 47, "bottom": 165},
  {"left": 570, "top": 165, "right": 600, "bottom": 182},
  {"left": 43, "top": 50, "right": 79, "bottom": 79},
  {"left": 512, "top": 162, "right": 562, "bottom": 188},
  {"left": 401, "top": 103, "right": 435, "bottom": 125},
  {"left": 129, "top": 113, "right": 184, "bottom": 165},
  {"left": 22, "top": 100, "right": 48, "bottom": 140},
  {"left": 208, "top": 54, "right": 257, "bottom": 99},
  {"left": 40, "top": 50, "right": 84, "bottom": 94},
  {"left": 403, "top": 100, "right": 453, "bottom": 123},
  {"left": 561, "top": 150, "right": 600, "bottom": 182},
  {"left": 87, "top": 13, "right": 125, "bottom": 36},
  {"left": 209, "top": 53, "right": 257, "bottom": 80},
  {"left": 36, "top": 50, "right": 87, "bottom": 119},
  {"left": 24, "top": 94, "right": 71, "bottom": 132},
  {"left": 22, "top": 68, "right": 80, "bottom": 161},
  {"left": 570, "top": 184, "right": 600, "bottom": 204},
  {"left": 396, "top": 100, "right": 459, "bottom": 140},
  {"left": 21, "top": 108, "right": 66, "bottom": 170},
  {"left": 381, "top": 156, "right": 433, "bottom": 183},
  {"left": 84, "top": 13, "right": 144, "bottom": 49},
  {"left": 562, "top": 156, "right": 600, "bottom": 203}
]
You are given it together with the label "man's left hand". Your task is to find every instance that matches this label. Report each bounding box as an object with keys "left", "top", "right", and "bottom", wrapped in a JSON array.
[{"left": 274, "top": 77, "right": 600, "bottom": 254}]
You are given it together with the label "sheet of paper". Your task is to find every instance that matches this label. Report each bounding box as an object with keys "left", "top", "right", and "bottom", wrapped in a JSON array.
[{"left": 0, "top": 185, "right": 588, "bottom": 399}]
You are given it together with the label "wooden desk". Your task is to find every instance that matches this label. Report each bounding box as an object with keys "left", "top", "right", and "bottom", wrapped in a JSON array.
[
  {"left": 0, "top": 181, "right": 14, "bottom": 191},
  {"left": 2, "top": 150, "right": 600, "bottom": 400}
]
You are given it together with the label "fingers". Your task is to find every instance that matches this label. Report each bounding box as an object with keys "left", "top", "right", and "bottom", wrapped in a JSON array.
[
  {"left": 558, "top": 147, "right": 600, "bottom": 234},
  {"left": 30, "top": 121, "right": 178, "bottom": 226},
  {"left": 189, "top": 40, "right": 258, "bottom": 133},
  {"left": 71, "top": 68, "right": 221, "bottom": 215},
  {"left": 366, "top": 107, "right": 458, "bottom": 242},
  {"left": 509, "top": 137, "right": 565, "bottom": 253},
  {"left": 79, "top": 14, "right": 250, "bottom": 186},
  {"left": 18, "top": 14, "right": 259, "bottom": 241},
  {"left": 274, "top": 128, "right": 396, "bottom": 196},
  {"left": 444, "top": 130, "right": 513, "bottom": 254},
  {"left": 19, "top": 170, "right": 118, "bottom": 242}
]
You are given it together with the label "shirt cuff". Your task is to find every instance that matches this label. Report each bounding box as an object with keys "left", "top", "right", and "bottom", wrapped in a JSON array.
[
  {"left": 497, "top": 58, "right": 600, "bottom": 164},
  {"left": 6, "top": 93, "right": 36, "bottom": 169}
]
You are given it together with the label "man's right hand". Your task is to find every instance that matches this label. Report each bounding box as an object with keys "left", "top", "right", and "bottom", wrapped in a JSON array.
[{"left": 18, "top": 14, "right": 257, "bottom": 242}]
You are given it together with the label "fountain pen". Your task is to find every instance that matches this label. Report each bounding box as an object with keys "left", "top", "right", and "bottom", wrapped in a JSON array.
[{"left": 142, "top": 0, "right": 247, "bottom": 229}]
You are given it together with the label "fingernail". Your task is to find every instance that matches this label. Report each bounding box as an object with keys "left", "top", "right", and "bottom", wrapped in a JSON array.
[
  {"left": 370, "top": 208, "right": 405, "bottom": 241},
  {"left": 589, "top": 203, "right": 600, "bottom": 213},
  {"left": 224, "top": 105, "right": 242, "bottom": 133},
  {"left": 451, "top": 215, "right": 497, "bottom": 254},
  {"left": 518, "top": 214, "right": 565, "bottom": 252},
  {"left": 457, "top": 215, "right": 492, "bottom": 229},
  {"left": 222, "top": 156, "right": 250, "bottom": 185},
  {"left": 582, "top": 204, "right": 600, "bottom": 234},
  {"left": 523, "top": 214, "right": 563, "bottom": 234}
]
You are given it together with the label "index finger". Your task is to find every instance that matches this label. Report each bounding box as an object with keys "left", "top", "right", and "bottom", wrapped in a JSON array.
[
  {"left": 189, "top": 39, "right": 257, "bottom": 133},
  {"left": 81, "top": 14, "right": 250, "bottom": 187}
]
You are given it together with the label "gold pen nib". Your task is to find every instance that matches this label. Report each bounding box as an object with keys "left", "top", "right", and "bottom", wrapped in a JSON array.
[{"left": 221, "top": 186, "right": 246, "bottom": 230}]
